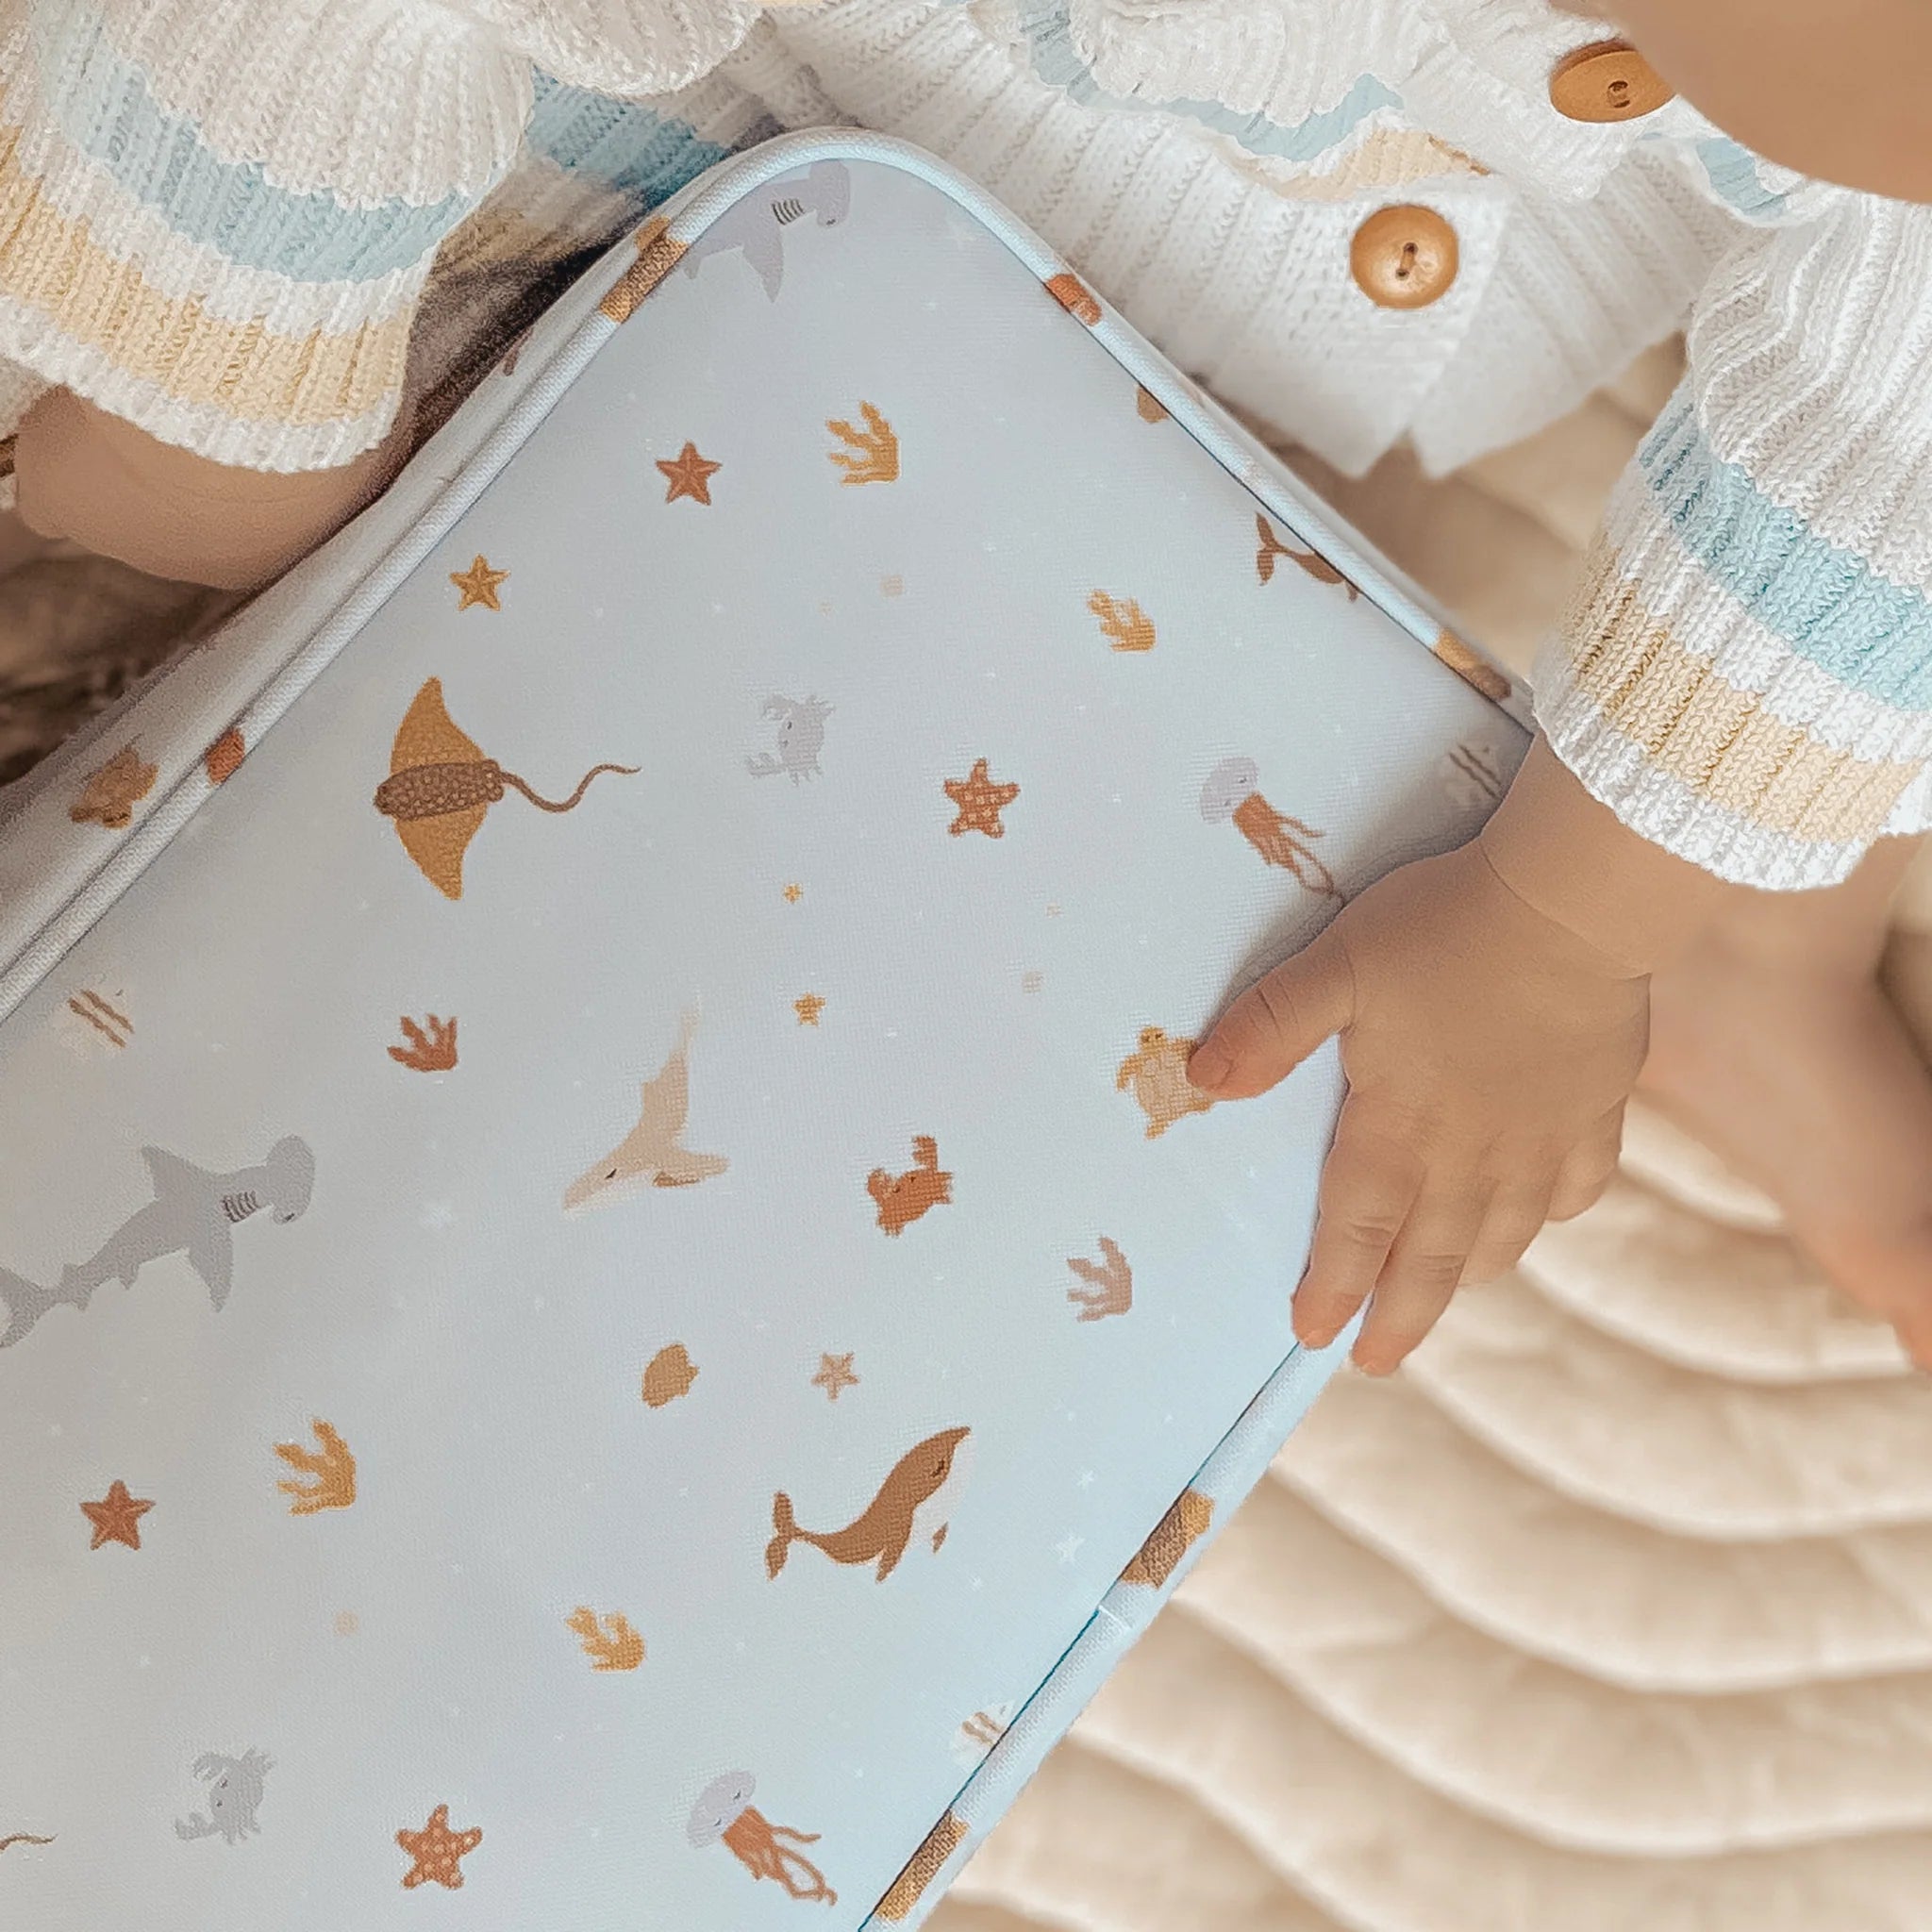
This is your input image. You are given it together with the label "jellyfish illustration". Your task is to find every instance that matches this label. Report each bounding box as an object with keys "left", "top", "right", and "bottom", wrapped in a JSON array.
[
  {"left": 1199, "top": 757, "right": 1339, "bottom": 897},
  {"left": 688, "top": 1773, "right": 836, "bottom": 1905},
  {"left": 373, "top": 678, "right": 637, "bottom": 899}
]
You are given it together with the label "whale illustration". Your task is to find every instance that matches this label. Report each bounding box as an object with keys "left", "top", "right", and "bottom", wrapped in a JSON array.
[
  {"left": 766, "top": 1427, "right": 974, "bottom": 1582},
  {"left": 0, "top": 1138, "right": 314, "bottom": 1349}
]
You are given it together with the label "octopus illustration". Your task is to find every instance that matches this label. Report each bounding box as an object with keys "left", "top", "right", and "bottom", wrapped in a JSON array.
[
  {"left": 175, "top": 1750, "right": 273, "bottom": 1844},
  {"left": 746, "top": 695, "right": 831, "bottom": 782},
  {"left": 1199, "top": 757, "right": 1339, "bottom": 896},
  {"left": 768, "top": 1426, "right": 974, "bottom": 1581},
  {"left": 564, "top": 1011, "right": 728, "bottom": 1211},
  {"left": 1117, "top": 1026, "right": 1216, "bottom": 1140},
  {"left": 374, "top": 677, "right": 636, "bottom": 899},
  {"left": 867, "top": 1135, "right": 952, "bottom": 1234},
  {"left": 689, "top": 1773, "right": 835, "bottom": 1904}
]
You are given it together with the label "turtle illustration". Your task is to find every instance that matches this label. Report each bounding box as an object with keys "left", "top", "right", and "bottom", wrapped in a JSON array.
[{"left": 1116, "top": 1026, "right": 1216, "bottom": 1140}]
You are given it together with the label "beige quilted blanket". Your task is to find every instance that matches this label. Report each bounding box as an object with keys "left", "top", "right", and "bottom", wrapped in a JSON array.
[
  {"left": 5, "top": 345, "right": 1930, "bottom": 1932},
  {"left": 936, "top": 344, "right": 1932, "bottom": 1932}
]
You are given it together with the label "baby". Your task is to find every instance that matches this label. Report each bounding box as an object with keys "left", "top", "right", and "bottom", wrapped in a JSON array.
[{"left": 6, "top": 0, "right": 1929, "bottom": 1367}]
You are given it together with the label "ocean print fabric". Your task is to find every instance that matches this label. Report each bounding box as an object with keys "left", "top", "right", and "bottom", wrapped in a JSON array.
[{"left": 0, "top": 137, "right": 1524, "bottom": 1930}]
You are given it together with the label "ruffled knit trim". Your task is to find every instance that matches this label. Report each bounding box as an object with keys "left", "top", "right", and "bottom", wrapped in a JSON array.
[{"left": 444, "top": 0, "right": 761, "bottom": 96}]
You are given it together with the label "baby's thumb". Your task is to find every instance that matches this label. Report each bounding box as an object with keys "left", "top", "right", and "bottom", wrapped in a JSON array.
[{"left": 1188, "top": 932, "right": 1356, "bottom": 1099}]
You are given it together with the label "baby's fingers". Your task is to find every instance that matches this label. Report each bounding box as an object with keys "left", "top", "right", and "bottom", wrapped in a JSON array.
[
  {"left": 1291, "top": 1109, "right": 1422, "bottom": 1350},
  {"left": 1190, "top": 929, "right": 1356, "bottom": 1100},
  {"left": 1352, "top": 1186, "right": 1488, "bottom": 1374}
]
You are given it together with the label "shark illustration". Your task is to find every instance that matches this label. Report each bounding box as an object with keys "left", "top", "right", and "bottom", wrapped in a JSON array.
[
  {"left": 681, "top": 160, "right": 850, "bottom": 300},
  {"left": 766, "top": 1426, "right": 974, "bottom": 1582},
  {"left": 563, "top": 1010, "right": 729, "bottom": 1213},
  {"left": 0, "top": 1138, "right": 314, "bottom": 1349}
]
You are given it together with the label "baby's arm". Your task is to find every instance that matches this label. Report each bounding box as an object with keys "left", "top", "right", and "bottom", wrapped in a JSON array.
[
  {"left": 14, "top": 390, "right": 409, "bottom": 592},
  {"left": 1188, "top": 739, "right": 1736, "bottom": 1373}
]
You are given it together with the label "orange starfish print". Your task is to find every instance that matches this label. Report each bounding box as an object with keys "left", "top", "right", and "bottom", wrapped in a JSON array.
[
  {"left": 81, "top": 1479, "right": 152, "bottom": 1551},
  {"left": 943, "top": 758, "right": 1020, "bottom": 839},
  {"left": 448, "top": 555, "right": 508, "bottom": 610},
  {"left": 397, "top": 1804, "right": 483, "bottom": 1890},
  {"left": 657, "top": 441, "right": 722, "bottom": 506}
]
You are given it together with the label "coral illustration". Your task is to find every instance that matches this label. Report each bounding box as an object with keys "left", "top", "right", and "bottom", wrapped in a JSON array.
[
  {"left": 746, "top": 694, "right": 831, "bottom": 782},
  {"left": 657, "top": 440, "right": 722, "bottom": 505},
  {"left": 1255, "top": 514, "right": 1358, "bottom": 596},
  {"left": 1088, "top": 590, "right": 1156, "bottom": 652},
  {"left": 689, "top": 1773, "right": 836, "bottom": 1904},
  {"left": 1121, "top": 1488, "right": 1214, "bottom": 1587},
  {"left": 567, "top": 1607, "right": 645, "bottom": 1672},
  {"left": 767, "top": 1428, "right": 974, "bottom": 1582},
  {"left": 1066, "top": 1237, "right": 1133, "bottom": 1321},
  {"left": 866, "top": 1136, "right": 953, "bottom": 1235},
  {"left": 374, "top": 677, "right": 636, "bottom": 899},
  {"left": 389, "top": 1013, "right": 458, "bottom": 1072},
  {"left": 1199, "top": 756, "right": 1340, "bottom": 897},
  {"left": 205, "top": 728, "right": 246, "bottom": 783},
  {"left": 175, "top": 1751, "right": 273, "bottom": 1844},
  {"left": 826, "top": 403, "right": 899, "bottom": 485},
  {"left": 80, "top": 1479, "right": 152, "bottom": 1551},
  {"left": 1045, "top": 271, "right": 1102, "bottom": 325},
  {"left": 943, "top": 758, "right": 1020, "bottom": 838},
  {"left": 641, "top": 1341, "right": 699, "bottom": 1407},
  {"left": 447, "top": 555, "right": 508, "bottom": 610},
  {"left": 1117, "top": 1026, "right": 1216, "bottom": 1140},
  {"left": 876, "top": 1812, "right": 968, "bottom": 1923},
  {"left": 565, "top": 1012, "right": 728, "bottom": 1211},
  {"left": 70, "top": 745, "right": 157, "bottom": 828},
  {"left": 275, "top": 1418, "right": 357, "bottom": 1515},
  {"left": 397, "top": 1804, "right": 482, "bottom": 1890}
]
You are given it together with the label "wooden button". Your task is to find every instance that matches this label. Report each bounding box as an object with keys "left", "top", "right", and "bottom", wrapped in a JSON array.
[
  {"left": 1549, "top": 40, "right": 1674, "bottom": 122},
  {"left": 1350, "top": 205, "right": 1458, "bottom": 310}
]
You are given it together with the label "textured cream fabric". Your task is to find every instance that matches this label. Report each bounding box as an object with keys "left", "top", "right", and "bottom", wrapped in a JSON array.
[{"left": 935, "top": 343, "right": 1932, "bottom": 1932}]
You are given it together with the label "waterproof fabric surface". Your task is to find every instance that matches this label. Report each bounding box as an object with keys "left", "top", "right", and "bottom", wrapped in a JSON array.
[{"left": 0, "top": 134, "right": 1523, "bottom": 1931}]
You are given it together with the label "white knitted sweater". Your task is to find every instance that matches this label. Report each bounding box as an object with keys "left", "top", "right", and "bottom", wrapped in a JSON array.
[{"left": 3, "top": 0, "right": 1928, "bottom": 885}]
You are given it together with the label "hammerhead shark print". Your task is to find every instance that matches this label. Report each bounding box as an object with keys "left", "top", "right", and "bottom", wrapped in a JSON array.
[
  {"left": 0, "top": 1138, "right": 315, "bottom": 1349},
  {"left": 680, "top": 160, "right": 851, "bottom": 300},
  {"left": 766, "top": 1427, "right": 974, "bottom": 1582},
  {"left": 563, "top": 1010, "right": 729, "bottom": 1212}
]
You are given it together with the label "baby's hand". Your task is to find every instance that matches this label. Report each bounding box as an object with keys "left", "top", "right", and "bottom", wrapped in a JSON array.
[
  {"left": 1187, "top": 842, "right": 1643, "bottom": 1371},
  {"left": 1187, "top": 738, "right": 1738, "bottom": 1374}
]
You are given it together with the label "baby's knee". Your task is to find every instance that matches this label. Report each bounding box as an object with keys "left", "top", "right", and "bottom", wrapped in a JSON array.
[{"left": 15, "top": 389, "right": 406, "bottom": 591}]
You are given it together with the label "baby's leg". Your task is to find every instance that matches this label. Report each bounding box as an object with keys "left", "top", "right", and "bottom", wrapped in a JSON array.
[{"left": 1639, "top": 836, "right": 1932, "bottom": 1362}]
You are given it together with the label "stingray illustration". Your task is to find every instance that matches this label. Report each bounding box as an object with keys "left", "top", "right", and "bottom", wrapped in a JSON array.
[
  {"left": 563, "top": 1010, "right": 729, "bottom": 1212},
  {"left": 373, "top": 678, "right": 636, "bottom": 900},
  {"left": 0, "top": 1139, "right": 314, "bottom": 1349},
  {"left": 681, "top": 160, "right": 850, "bottom": 299},
  {"left": 767, "top": 1426, "right": 974, "bottom": 1581}
]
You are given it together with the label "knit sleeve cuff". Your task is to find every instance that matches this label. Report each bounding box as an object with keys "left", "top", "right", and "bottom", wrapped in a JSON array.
[
  {"left": 0, "top": 2, "right": 534, "bottom": 472},
  {"left": 1533, "top": 386, "right": 1932, "bottom": 891}
]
